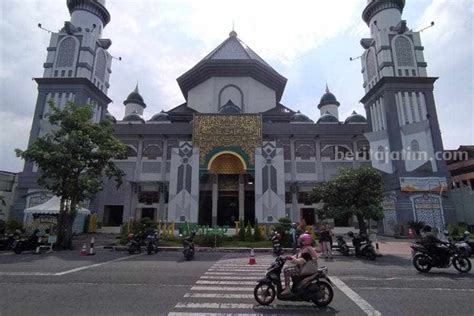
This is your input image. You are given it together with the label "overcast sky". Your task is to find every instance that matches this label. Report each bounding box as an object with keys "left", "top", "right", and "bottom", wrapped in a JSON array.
[{"left": 0, "top": 0, "right": 473, "bottom": 173}]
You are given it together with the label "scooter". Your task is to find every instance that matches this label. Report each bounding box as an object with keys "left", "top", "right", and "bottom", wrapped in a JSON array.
[
  {"left": 335, "top": 235, "right": 350, "bottom": 256},
  {"left": 270, "top": 231, "right": 283, "bottom": 256},
  {"left": 455, "top": 231, "right": 474, "bottom": 258},
  {"left": 127, "top": 233, "right": 142, "bottom": 254},
  {"left": 183, "top": 232, "right": 195, "bottom": 261},
  {"left": 254, "top": 256, "right": 334, "bottom": 307},
  {"left": 348, "top": 231, "right": 376, "bottom": 261},
  {"left": 11, "top": 230, "right": 41, "bottom": 254},
  {"left": 146, "top": 231, "right": 159, "bottom": 255}
]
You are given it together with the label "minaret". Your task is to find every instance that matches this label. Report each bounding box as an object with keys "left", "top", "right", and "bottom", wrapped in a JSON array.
[
  {"left": 123, "top": 84, "right": 147, "bottom": 117},
  {"left": 359, "top": 0, "right": 455, "bottom": 233},
  {"left": 317, "top": 84, "right": 340, "bottom": 120},
  {"left": 12, "top": 0, "right": 114, "bottom": 220}
]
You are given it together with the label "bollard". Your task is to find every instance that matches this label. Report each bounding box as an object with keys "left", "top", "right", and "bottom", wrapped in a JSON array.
[
  {"left": 248, "top": 248, "right": 257, "bottom": 265},
  {"left": 80, "top": 243, "right": 87, "bottom": 256},
  {"left": 88, "top": 237, "right": 95, "bottom": 256}
]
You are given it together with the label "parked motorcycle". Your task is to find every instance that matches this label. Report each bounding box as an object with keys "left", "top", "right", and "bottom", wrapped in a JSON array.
[
  {"left": 127, "top": 233, "right": 142, "bottom": 254},
  {"left": 411, "top": 240, "right": 472, "bottom": 273},
  {"left": 0, "top": 232, "right": 20, "bottom": 251},
  {"left": 12, "top": 230, "right": 41, "bottom": 254},
  {"left": 348, "top": 231, "right": 376, "bottom": 261},
  {"left": 270, "top": 230, "right": 283, "bottom": 256},
  {"left": 335, "top": 235, "right": 350, "bottom": 256},
  {"left": 254, "top": 256, "right": 334, "bottom": 307},
  {"left": 146, "top": 231, "right": 159, "bottom": 255},
  {"left": 183, "top": 232, "right": 196, "bottom": 261},
  {"left": 455, "top": 231, "right": 474, "bottom": 258}
]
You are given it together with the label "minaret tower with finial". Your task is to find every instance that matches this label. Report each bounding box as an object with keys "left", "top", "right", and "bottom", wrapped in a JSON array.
[
  {"left": 13, "top": 0, "right": 115, "bottom": 220},
  {"left": 359, "top": 0, "right": 455, "bottom": 233},
  {"left": 318, "top": 84, "right": 340, "bottom": 120}
]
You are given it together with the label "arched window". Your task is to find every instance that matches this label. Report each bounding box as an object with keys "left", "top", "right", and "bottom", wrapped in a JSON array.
[
  {"left": 94, "top": 49, "right": 107, "bottom": 82},
  {"left": 218, "top": 85, "right": 243, "bottom": 109},
  {"left": 366, "top": 49, "right": 377, "bottom": 81},
  {"left": 321, "top": 145, "right": 353, "bottom": 161},
  {"left": 126, "top": 146, "right": 137, "bottom": 158},
  {"left": 55, "top": 37, "right": 78, "bottom": 77},
  {"left": 410, "top": 139, "right": 420, "bottom": 160},
  {"left": 296, "top": 144, "right": 315, "bottom": 160},
  {"left": 143, "top": 145, "right": 162, "bottom": 160},
  {"left": 394, "top": 37, "right": 415, "bottom": 67}
]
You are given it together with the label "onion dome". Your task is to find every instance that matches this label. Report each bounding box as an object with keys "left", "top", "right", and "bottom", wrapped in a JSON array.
[
  {"left": 291, "top": 110, "right": 313, "bottom": 123},
  {"left": 219, "top": 100, "right": 242, "bottom": 114},
  {"left": 122, "top": 110, "right": 144, "bottom": 123},
  {"left": 104, "top": 111, "right": 116, "bottom": 123},
  {"left": 318, "top": 84, "right": 340, "bottom": 109},
  {"left": 67, "top": 0, "right": 110, "bottom": 26},
  {"left": 123, "top": 84, "right": 146, "bottom": 108},
  {"left": 149, "top": 110, "right": 170, "bottom": 122},
  {"left": 317, "top": 111, "right": 339, "bottom": 124},
  {"left": 345, "top": 111, "right": 367, "bottom": 124}
]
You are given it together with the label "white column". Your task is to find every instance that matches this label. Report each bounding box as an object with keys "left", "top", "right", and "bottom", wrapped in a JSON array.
[
  {"left": 371, "top": 105, "right": 378, "bottom": 131},
  {"left": 404, "top": 92, "right": 413, "bottom": 124},
  {"left": 411, "top": 92, "right": 420, "bottom": 122},
  {"left": 397, "top": 92, "right": 406, "bottom": 125},
  {"left": 376, "top": 100, "right": 383, "bottom": 131},
  {"left": 238, "top": 174, "right": 245, "bottom": 221},
  {"left": 419, "top": 92, "right": 428, "bottom": 120},
  {"left": 212, "top": 174, "right": 218, "bottom": 226},
  {"left": 380, "top": 97, "right": 387, "bottom": 130}
]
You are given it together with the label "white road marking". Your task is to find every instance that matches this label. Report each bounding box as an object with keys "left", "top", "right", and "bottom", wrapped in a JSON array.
[
  {"left": 201, "top": 276, "right": 259, "bottom": 280},
  {"left": 208, "top": 268, "right": 267, "bottom": 272},
  {"left": 0, "top": 272, "right": 55, "bottom": 276},
  {"left": 184, "top": 293, "right": 254, "bottom": 299},
  {"left": 332, "top": 276, "right": 381, "bottom": 316},
  {"left": 191, "top": 286, "right": 254, "bottom": 292},
  {"left": 205, "top": 272, "right": 263, "bottom": 276},
  {"left": 340, "top": 276, "right": 472, "bottom": 282},
  {"left": 175, "top": 302, "right": 254, "bottom": 309},
  {"left": 196, "top": 280, "right": 257, "bottom": 285},
  {"left": 169, "top": 313, "right": 258, "bottom": 316},
  {"left": 353, "top": 286, "right": 474, "bottom": 292},
  {"left": 54, "top": 254, "right": 142, "bottom": 276}
]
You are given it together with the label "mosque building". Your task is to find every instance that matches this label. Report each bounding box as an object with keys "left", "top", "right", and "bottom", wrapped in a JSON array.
[{"left": 13, "top": 0, "right": 455, "bottom": 235}]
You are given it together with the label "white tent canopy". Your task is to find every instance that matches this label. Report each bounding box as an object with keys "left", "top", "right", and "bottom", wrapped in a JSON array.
[
  {"left": 23, "top": 196, "right": 91, "bottom": 234},
  {"left": 24, "top": 196, "right": 91, "bottom": 215}
]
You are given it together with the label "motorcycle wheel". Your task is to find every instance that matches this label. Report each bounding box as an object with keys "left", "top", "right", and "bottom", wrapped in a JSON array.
[
  {"left": 340, "top": 245, "right": 350, "bottom": 256},
  {"left": 413, "top": 253, "right": 432, "bottom": 273},
  {"left": 453, "top": 256, "right": 472, "bottom": 273},
  {"left": 366, "top": 248, "right": 376, "bottom": 261},
  {"left": 147, "top": 245, "right": 153, "bottom": 255},
  {"left": 184, "top": 250, "right": 194, "bottom": 261},
  {"left": 14, "top": 246, "right": 22, "bottom": 254},
  {"left": 312, "top": 281, "right": 334, "bottom": 307},
  {"left": 254, "top": 282, "right": 276, "bottom": 306}
]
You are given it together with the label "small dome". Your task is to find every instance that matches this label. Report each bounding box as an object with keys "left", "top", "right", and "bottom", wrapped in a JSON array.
[
  {"left": 123, "top": 84, "right": 146, "bottom": 108},
  {"left": 291, "top": 111, "right": 313, "bottom": 123},
  {"left": 345, "top": 111, "right": 367, "bottom": 124},
  {"left": 122, "top": 111, "right": 145, "bottom": 123},
  {"left": 318, "top": 84, "right": 340, "bottom": 109},
  {"left": 317, "top": 111, "right": 339, "bottom": 124},
  {"left": 219, "top": 100, "right": 242, "bottom": 114},
  {"left": 104, "top": 111, "right": 116, "bottom": 123},
  {"left": 149, "top": 110, "right": 170, "bottom": 122}
]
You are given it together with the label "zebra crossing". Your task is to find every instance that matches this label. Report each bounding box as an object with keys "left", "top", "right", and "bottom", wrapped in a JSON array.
[{"left": 168, "top": 254, "right": 326, "bottom": 315}]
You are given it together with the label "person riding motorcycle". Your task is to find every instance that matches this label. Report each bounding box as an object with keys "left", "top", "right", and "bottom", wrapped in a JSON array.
[
  {"left": 281, "top": 232, "right": 318, "bottom": 295},
  {"left": 419, "top": 225, "right": 449, "bottom": 263}
]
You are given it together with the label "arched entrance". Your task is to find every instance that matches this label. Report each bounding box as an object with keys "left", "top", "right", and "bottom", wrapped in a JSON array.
[{"left": 199, "top": 152, "right": 254, "bottom": 227}]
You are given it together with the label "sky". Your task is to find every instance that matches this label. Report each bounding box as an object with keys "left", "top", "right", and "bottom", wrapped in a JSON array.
[{"left": 0, "top": 0, "right": 473, "bottom": 173}]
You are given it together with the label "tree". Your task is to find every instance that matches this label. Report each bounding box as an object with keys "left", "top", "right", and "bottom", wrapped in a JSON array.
[
  {"left": 16, "top": 101, "right": 127, "bottom": 249},
  {"left": 253, "top": 218, "right": 262, "bottom": 241},
  {"left": 245, "top": 220, "right": 253, "bottom": 242},
  {"left": 310, "top": 166, "right": 384, "bottom": 234}
]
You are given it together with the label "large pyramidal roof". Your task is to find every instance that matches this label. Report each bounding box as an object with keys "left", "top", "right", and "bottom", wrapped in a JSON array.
[{"left": 177, "top": 31, "right": 287, "bottom": 101}]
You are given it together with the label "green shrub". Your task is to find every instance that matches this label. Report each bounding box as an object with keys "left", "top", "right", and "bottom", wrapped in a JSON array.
[
  {"left": 407, "top": 220, "right": 425, "bottom": 236},
  {"left": 448, "top": 223, "right": 468, "bottom": 239},
  {"left": 194, "top": 234, "right": 223, "bottom": 247},
  {"left": 238, "top": 217, "right": 245, "bottom": 241},
  {"left": 6, "top": 219, "right": 23, "bottom": 232},
  {"left": 253, "top": 218, "right": 262, "bottom": 241},
  {"left": 245, "top": 221, "right": 253, "bottom": 242},
  {"left": 275, "top": 217, "right": 292, "bottom": 247},
  {"left": 119, "top": 223, "right": 129, "bottom": 245}
]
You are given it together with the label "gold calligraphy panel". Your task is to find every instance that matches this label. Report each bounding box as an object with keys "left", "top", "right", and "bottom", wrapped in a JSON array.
[{"left": 193, "top": 114, "right": 262, "bottom": 167}]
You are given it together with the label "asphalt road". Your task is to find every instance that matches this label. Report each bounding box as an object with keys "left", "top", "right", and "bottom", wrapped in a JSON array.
[{"left": 0, "top": 249, "right": 473, "bottom": 316}]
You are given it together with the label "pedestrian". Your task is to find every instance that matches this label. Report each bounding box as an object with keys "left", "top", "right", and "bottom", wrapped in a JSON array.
[
  {"left": 289, "top": 223, "right": 298, "bottom": 254},
  {"left": 319, "top": 223, "right": 333, "bottom": 259}
]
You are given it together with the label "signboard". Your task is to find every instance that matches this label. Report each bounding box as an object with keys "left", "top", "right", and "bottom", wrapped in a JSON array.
[
  {"left": 400, "top": 177, "right": 447, "bottom": 192},
  {"left": 48, "top": 235, "right": 57, "bottom": 244}
]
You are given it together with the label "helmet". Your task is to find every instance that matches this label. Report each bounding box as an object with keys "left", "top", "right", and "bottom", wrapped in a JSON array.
[
  {"left": 422, "top": 225, "right": 432, "bottom": 233},
  {"left": 291, "top": 223, "right": 297, "bottom": 229},
  {"left": 298, "top": 233, "right": 312, "bottom": 246},
  {"left": 347, "top": 231, "right": 354, "bottom": 238},
  {"left": 464, "top": 231, "right": 471, "bottom": 237}
]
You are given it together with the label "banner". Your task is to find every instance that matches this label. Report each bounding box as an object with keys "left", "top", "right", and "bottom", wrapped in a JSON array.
[{"left": 400, "top": 177, "right": 447, "bottom": 192}]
